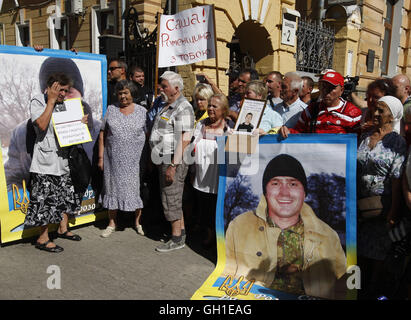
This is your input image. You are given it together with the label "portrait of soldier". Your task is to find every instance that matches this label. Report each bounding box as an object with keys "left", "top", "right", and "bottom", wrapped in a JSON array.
[
  {"left": 222, "top": 154, "right": 346, "bottom": 299},
  {"left": 237, "top": 112, "right": 254, "bottom": 133}
]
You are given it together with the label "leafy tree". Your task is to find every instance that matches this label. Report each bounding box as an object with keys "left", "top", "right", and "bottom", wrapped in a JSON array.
[
  {"left": 224, "top": 174, "right": 259, "bottom": 230},
  {"left": 305, "top": 173, "right": 346, "bottom": 244}
]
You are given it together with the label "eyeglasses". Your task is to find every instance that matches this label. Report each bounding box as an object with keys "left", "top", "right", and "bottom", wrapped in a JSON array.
[{"left": 108, "top": 66, "right": 122, "bottom": 71}]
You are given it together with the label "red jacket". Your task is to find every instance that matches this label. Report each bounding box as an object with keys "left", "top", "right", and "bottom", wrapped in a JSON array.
[{"left": 290, "top": 98, "right": 362, "bottom": 134}]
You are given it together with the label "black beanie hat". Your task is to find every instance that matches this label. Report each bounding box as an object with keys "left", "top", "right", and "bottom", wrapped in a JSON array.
[
  {"left": 262, "top": 154, "right": 307, "bottom": 195},
  {"left": 39, "top": 57, "right": 84, "bottom": 96}
]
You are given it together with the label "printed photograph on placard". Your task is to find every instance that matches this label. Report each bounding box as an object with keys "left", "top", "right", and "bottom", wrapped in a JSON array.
[
  {"left": 234, "top": 98, "right": 266, "bottom": 134},
  {"left": 0, "top": 45, "right": 107, "bottom": 243}
]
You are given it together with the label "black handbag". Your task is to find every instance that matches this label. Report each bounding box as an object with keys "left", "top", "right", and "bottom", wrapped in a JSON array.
[{"left": 68, "top": 145, "right": 91, "bottom": 196}]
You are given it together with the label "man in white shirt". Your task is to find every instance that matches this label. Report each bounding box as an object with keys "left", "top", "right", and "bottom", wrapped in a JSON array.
[
  {"left": 265, "top": 71, "right": 283, "bottom": 109},
  {"left": 273, "top": 72, "right": 307, "bottom": 128}
]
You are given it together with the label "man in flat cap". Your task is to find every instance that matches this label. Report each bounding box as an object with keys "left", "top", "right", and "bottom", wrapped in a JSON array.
[{"left": 223, "top": 154, "right": 346, "bottom": 299}]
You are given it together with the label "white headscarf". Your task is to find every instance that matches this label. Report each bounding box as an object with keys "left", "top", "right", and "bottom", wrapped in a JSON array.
[{"left": 378, "top": 96, "right": 403, "bottom": 134}]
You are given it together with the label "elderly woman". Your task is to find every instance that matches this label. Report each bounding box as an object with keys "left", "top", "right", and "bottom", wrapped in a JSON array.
[
  {"left": 357, "top": 96, "right": 407, "bottom": 298},
  {"left": 360, "top": 78, "right": 397, "bottom": 132},
  {"left": 244, "top": 80, "right": 283, "bottom": 134},
  {"left": 191, "top": 93, "right": 232, "bottom": 247},
  {"left": 99, "top": 80, "right": 147, "bottom": 237},
  {"left": 192, "top": 83, "right": 214, "bottom": 123},
  {"left": 24, "top": 73, "right": 87, "bottom": 253}
]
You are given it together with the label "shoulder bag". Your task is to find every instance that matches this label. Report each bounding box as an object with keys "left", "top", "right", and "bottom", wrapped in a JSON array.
[{"left": 68, "top": 144, "right": 91, "bottom": 196}]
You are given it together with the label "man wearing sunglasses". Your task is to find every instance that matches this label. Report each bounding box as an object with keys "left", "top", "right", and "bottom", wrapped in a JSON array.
[{"left": 107, "top": 59, "right": 127, "bottom": 105}]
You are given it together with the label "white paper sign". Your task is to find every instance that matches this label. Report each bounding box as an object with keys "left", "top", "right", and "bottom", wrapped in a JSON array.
[
  {"left": 158, "top": 5, "right": 216, "bottom": 67},
  {"left": 52, "top": 98, "right": 92, "bottom": 147},
  {"left": 281, "top": 17, "right": 297, "bottom": 46}
]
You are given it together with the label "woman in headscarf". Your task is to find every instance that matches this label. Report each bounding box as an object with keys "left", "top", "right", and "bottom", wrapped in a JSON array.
[
  {"left": 360, "top": 78, "right": 397, "bottom": 133},
  {"left": 356, "top": 95, "right": 407, "bottom": 298}
]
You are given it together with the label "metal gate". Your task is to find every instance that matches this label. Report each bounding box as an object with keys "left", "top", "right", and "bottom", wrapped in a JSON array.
[
  {"left": 123, "top": 7, "right": 157, "bottom": 90},
  {"left": 296, "top": 19, "right": 335, "bottom": 74},
  {"left": 226, "top": 35, "right": 255, "bottom": 81}
]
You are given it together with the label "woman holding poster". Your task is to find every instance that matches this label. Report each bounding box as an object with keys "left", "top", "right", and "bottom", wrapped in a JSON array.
[
  {"left": 24, "top": 73, "right": 85, "bottom": 253},
  {"left": 99, "top": 80, "right": 147, "bottom": 238},
  {"left": 243, "top": 81, "right": 283, "bottom": 135},
  {"left": 191, "top": 93, "right": 231, "bottom": 247}
]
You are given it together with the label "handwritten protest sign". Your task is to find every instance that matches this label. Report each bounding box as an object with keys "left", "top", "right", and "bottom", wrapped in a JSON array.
[
  {"left": 52, "top": 98, "right": 92, "bottom": 147},
  {"left": 158, "top": 5, "right": 216, "bottom": 68}
]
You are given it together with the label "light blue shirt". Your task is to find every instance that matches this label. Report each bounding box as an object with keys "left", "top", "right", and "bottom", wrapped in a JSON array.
[
  {"left": 259, "top": 106, "right": 283, "bottom": 132},
  {"left": 274, "top": 98, "right": 307, "bottom": 128}
]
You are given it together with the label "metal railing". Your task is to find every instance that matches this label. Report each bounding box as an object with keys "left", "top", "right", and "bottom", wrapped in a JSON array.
[{"left": 296, "top": 19, "right": 335, "bottom": 74}]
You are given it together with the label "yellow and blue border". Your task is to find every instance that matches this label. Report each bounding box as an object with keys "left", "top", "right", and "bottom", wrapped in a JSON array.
[
  {"left": 0, "top": 45, "right": 107, "bottom": 244},
  {"left": 191, "top": 134, "right": 357, "bottom": 300}
]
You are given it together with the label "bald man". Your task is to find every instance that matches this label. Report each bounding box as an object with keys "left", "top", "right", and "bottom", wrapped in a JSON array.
[
  {"left": 393, "top": 74, "right": 411, "bottom": 108},
  {"left": 393, "top": 74, "right": 411, "bottom": 136}
]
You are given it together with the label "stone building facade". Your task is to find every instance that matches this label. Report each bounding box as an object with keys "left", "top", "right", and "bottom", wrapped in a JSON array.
[{"left": 0, "top": 0, "right": 410, "bottom": 95}]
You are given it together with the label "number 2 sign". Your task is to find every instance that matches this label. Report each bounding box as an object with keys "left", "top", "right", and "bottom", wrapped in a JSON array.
[{"left": 281, "top": 16, "right": 297, "bottom": 46}]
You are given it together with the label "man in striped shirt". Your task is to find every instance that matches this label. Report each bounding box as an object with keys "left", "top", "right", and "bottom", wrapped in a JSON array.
[{"left": 280, "top": 71, "right": 362, "bottom": 137}]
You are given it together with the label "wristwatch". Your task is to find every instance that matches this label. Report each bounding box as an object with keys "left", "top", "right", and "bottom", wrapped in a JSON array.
[{"left": 169, "top": 163, "right": 176, "bottom": 168}]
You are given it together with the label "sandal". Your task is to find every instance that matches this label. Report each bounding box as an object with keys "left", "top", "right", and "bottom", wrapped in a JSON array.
[
  {"left": 57, "top": 231, "right": 82, "bottom": 241},
  {"left": 135, "top": 224, "right": 145, "bottom": 236},
  {"left": 35, "top": 240, "right": 64, "bottom": 253}
]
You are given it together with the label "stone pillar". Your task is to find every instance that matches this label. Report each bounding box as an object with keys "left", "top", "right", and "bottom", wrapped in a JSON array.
[{"left": 129, "top": 0, "right": 162, "bottom": 32}]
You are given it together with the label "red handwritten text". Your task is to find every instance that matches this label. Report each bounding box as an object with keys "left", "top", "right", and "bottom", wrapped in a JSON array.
[
  {"left": 165, "top": 13, "right": 204, "bottom": 31},
  {"left": 161, "top": 32, "right": 211, "bottom": 48},
  {"left": 170, "top": 49, "right": 211, "bottom": 64}
]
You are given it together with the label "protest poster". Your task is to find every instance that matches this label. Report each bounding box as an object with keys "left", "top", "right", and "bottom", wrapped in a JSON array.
[
  {"left": 234, "top": 98, "right": 266, "bottom": 134},
  {"left": 157, "top": 5, "right": 216, "bottom": 68},
  {"left": 192, "top": 134, "right": 357, "bottom": 300},
  {"left": 0, "top": 45, "right": 107, "bottom": 243},
  {"left": 52, "top": 98, "right": 92, "bottom": 147}
]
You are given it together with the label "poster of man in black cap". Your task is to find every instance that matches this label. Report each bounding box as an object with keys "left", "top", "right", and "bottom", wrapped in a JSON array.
[
  {"left": 192, "top": 134, "right": 357, "bottom": 300},
  {"left": 0, "top": 46, "right": 106, "bottom": 243}
]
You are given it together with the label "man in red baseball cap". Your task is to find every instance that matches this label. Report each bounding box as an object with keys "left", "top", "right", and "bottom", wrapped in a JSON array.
[{"left": 280, "top": 70, "right": 362, "bottom": 136}]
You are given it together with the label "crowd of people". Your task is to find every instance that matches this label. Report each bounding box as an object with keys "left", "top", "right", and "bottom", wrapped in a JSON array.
[{"left": 24, "top": 53, "right": 411, "bottom": 299}]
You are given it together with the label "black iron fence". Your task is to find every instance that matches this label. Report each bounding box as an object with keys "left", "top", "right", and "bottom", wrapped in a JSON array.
[
  {"left": 296, "top": 19, "right": 335, "bottom": 74},
  {"left": 123, "top": 7, "right": 157, "bottom": 91}
]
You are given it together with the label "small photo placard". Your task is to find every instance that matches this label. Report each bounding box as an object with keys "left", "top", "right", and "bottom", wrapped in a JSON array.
[{"left": 233, "top": 98, "right": 266, "bottom": 135}]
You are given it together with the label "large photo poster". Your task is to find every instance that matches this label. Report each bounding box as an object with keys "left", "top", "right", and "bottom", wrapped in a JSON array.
[
  {"left": 192, "top": 134, "right": 357, "bottom": 300},
  {"left": 0, "top": 45, "right": 107, "bottom": 243}
]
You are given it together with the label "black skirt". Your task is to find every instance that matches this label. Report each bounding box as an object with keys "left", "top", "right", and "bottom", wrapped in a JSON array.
[{"left": 24, "top": 173, "right": 82, "bottom": 227}]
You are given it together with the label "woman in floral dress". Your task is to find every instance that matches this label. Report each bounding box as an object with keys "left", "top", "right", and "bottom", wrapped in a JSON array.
[
  {"left": 98, "top": 80, "right": 147, "bottom": 238},
  {"left": 357, "top": 96, "right": 407, "bottom": 298}
]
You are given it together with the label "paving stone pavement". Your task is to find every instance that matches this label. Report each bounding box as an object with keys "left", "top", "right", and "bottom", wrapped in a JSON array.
[{"left": 0, "top": 215, "right": 217, "bottom": 300}]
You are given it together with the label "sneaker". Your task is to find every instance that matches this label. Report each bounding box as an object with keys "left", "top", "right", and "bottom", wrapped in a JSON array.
[
  {"left": 101, "top": 226, "right": 115, "bottom": 238},
  {"left": 155, "top": 239, "right": 185, "bottom": 252},
  {"left": 181, "top": 234, "right": 186, "bottom": 245},
  {"left": 136, "top": 224, "right": 144, "bottom": 236}
]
